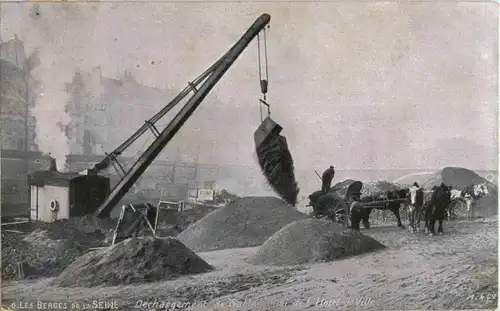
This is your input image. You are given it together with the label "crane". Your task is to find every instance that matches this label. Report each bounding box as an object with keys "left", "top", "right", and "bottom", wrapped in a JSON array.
[{"left": 91, "top": 13, "right": 290, "bottom": 219}]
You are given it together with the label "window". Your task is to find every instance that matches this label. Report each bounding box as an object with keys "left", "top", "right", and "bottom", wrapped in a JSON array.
[
  {"left": 1, "top": 137, "right": 8, "bottom": 149},
  {"left": 17, "top": 138, "right": 25, "bottom": 151}
]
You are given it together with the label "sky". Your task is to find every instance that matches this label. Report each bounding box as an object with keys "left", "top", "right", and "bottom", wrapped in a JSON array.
[{"left": 0, "top": 2, "right": 498, "bottom": 171}]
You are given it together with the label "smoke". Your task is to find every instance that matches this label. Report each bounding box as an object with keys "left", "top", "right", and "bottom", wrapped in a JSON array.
[{"left": 31, "top": 48, "right": 71, "bottom": 171}]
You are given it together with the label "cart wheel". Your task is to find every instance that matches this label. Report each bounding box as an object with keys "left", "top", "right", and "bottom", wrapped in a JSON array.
[{"left": 328, "top": 196, "right": 348, "bottom": 225}]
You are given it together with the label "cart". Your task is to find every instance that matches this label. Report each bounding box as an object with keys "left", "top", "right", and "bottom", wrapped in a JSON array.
[{"left": 308, "top": 181, "right": 410, "bottom": 226}]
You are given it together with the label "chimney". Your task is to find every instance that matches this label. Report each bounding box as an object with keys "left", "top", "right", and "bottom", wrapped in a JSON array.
[{"left": 48, "top": 156, "right": 58, "bottom": 172}]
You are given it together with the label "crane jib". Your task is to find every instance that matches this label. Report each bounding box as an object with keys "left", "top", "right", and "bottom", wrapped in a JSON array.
[{"left": 94, "top": 14, "right": 271, "bottom": 218}]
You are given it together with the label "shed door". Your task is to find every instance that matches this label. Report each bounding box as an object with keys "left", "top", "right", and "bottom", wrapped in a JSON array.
[{"left": 30, "top": 186, "right": 40, "bottom": 221}]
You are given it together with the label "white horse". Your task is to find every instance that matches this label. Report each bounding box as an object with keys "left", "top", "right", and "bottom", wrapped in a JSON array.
[{"left": 449, "top": 183, "right": 489, "bottom": 219}]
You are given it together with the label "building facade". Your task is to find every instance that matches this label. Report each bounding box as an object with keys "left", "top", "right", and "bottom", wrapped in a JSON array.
[{"left": 0, "top": 37, "right": 37, "bottom": 152}]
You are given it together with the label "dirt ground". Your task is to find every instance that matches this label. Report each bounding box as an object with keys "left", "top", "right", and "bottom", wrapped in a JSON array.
[{"left": 2, "top": 217, "right": 497, "bottom": 311}]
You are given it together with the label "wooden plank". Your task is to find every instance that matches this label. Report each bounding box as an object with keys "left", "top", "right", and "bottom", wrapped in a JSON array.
[
  {"left": 1, "top": 220, "right": 30, "bottom": 226},
  {"left": 3, "top": 229, "right": 24, "bottom": 233}
]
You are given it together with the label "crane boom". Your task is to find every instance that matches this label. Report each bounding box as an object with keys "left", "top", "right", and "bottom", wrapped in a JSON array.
[
  {"left": 95, "top": 13, "right": 271, "bottom": 217},
  {"left": 89, "top": 55, "right": 227, "bottom": 173}
]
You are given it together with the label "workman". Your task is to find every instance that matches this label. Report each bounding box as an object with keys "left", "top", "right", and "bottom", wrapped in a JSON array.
[
  {"left": 321, "top": 166, "right": 335, "bottom": 193},
  {"left": 349, "top": 195, "right": 362, "bottom": 231}
]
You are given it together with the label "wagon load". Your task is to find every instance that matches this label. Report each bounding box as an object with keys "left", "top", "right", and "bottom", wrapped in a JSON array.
[
  {"left": 361, "top": 181, "right": 399, "bottom": 198},
  {"left": 329, "top": 179, "right": 359, "bottom": 196}
]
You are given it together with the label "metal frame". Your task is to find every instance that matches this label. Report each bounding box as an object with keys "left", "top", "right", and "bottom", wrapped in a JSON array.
[{"left": 111, "top": 203, "right": 158, "bottom": 246}]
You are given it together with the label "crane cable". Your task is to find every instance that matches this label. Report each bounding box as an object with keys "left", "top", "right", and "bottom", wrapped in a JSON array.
[{"left": 257, "top": 26, "right": 270, "bottom": 122}]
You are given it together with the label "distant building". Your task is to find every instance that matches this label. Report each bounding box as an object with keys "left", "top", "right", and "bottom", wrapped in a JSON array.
[
  {"left": 0, "top": 37, "right": 40, "bottom": 217},
  {"left": 65, "top": 67, "right": 176, "bottom": 157},
  {"left": 0, "top": 37, "right": 37, "bottom": 152},
  {"left": 0, "top": 38, "right": 229, "bottom": 217}
]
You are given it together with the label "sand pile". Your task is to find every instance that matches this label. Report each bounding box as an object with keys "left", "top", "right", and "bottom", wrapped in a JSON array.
[
  {"left": 423, "top": 167, "right": 497, "bottom": 215},
  {"left": 51, "top": 237, "right": 213, "bottom": 288},
  {"left": 2, "top": 229, "right": 88, "bottom": 280},
  {"left": 361, "top": 181, "right": 399, "bottom": 197},
  {"left": 249, "top": 219, "right": 385, "bottom": 266},
  {"left": 177, "top": 197, "right": 308, "bottom": 252}
]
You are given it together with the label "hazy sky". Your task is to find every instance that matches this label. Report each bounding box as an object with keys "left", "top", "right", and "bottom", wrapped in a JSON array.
[{"left": 1, "top": 2, "right": 498, "bottom": 170}]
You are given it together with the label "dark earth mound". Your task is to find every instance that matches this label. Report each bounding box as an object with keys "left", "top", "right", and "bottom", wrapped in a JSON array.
[{"left": 51, "top": 237, "right": 213, "bottom": 288}]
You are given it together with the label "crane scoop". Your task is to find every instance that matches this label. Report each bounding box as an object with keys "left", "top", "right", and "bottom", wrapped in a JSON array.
[{"left": 254, "top": 116, "right": 299, "bottom": 206}]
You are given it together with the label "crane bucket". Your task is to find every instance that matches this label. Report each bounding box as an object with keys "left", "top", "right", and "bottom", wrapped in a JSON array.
[{"left": 254, "top": 116, "right": 300, "bottom": 206}]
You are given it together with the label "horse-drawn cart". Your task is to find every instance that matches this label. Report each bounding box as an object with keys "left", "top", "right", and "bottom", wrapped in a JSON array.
[{"left": 307, "top": 181, "right": 410, "bottom": 229}]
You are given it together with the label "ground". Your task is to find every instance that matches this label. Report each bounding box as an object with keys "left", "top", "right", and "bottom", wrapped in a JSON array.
[{"left": 2, "top": 217, "right": 497, "bottom": 311}]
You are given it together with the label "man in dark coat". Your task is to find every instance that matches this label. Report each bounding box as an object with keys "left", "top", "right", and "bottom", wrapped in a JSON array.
[{"left": 321, "top": 166, "right": 335, "bottom": 193}]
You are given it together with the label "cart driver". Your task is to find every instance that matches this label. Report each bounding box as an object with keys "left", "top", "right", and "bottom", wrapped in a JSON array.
[{"left": 321, "top": 166, "right": 335, "bottom": 193}]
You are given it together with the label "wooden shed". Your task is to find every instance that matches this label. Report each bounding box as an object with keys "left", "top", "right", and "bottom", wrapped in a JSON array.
[{"left": 27, "top": 170, "right": 110, "bottom": 222}]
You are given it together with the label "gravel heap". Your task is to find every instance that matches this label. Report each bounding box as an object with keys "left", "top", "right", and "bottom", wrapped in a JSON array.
[
  {"left": 2, "top": 229, "right": 88, "bottom": 280},
  {"left": 50, "top": 237, "right": 213, "bottom": 288},
  {"left": 249, "top": 218, "right": 386, "bottom": 266},
  {"left": 177, "top": 196, "right": 308, "bottom": 252},
  {"left": 1, "top": 215, "right": 117, "bottom": 280}
]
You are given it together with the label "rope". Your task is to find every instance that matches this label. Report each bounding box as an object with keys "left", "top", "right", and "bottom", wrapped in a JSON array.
[
  {"left": 257, "top": 28, "right": 270, "bottom": 122},
  {"left": 257, "top": 33, "right": 263, "bottom": 88},
  {"left": 257, "top": 33, "right": 263, "bottom": 122},
  {"left": 263, "top": 28, "right": 269, "bottom": 83}
]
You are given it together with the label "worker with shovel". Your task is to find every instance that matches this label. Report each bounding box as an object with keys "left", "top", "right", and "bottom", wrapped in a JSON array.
[{"left": 321, "top": 166, "right": 335, "bottom": 193}]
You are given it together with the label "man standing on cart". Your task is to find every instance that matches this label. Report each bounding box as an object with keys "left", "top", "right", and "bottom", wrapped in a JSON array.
[{"left": 321, "top": 166, "right": 335, "bottom": 193}]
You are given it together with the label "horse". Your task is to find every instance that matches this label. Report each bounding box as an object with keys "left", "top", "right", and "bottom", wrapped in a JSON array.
[
  {"left": 422, "top": 184, "right": 452, "bottom": 236},
  {"left": 448, "top": 183, "right": 489, "bottom": 220},
  {"left": 461, "top": 183, "right": 489, "bottom": 219},
  {"left": 357, "top": 188, "right": 410, "bottom": 230},
  {"left": 407, "top": 186, "right": 424, "bottom": 233}
]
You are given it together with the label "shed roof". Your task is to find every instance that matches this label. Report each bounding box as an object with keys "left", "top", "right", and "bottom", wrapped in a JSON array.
[{"left": 28, "top": 170, "right": 86, "bottom": 187}]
